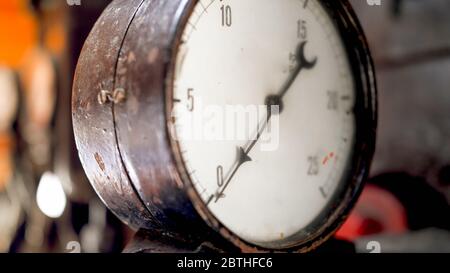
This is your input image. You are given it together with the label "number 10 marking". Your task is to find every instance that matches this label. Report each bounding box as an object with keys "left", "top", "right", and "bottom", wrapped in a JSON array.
[{"left": 221, "top": 4, "right": 232, "bottom": 27}]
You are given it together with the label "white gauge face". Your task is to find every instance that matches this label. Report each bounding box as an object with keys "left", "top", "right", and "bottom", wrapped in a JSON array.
[{"left": 171, "top": 0, "right": 356, "bottom": 248}]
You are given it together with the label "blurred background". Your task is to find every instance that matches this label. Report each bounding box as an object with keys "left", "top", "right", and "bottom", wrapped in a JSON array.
[{"left": 0, "top": 0, "right": 449, "bottom": 253}]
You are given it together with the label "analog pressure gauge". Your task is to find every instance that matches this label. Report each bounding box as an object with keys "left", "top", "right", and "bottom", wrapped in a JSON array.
[{"left": 73, "top": 0, "right": 376, "bottom": 252}]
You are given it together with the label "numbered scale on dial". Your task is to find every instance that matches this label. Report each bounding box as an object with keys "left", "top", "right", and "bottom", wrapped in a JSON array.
[{"left": 73, "top": 0, "right": 376, "bottom": 252}]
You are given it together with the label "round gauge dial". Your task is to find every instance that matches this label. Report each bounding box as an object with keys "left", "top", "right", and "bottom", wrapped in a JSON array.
[
  {"left": 73, "top": 0, "right": 376, "bottom": 252},
  {"left": 171, "top": 0, "right": 363, "bottom": 249}
]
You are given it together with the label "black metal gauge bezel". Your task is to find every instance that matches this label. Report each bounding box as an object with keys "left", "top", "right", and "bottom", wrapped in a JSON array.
[{"left": 166, "top": 0, "right": 377, "bottom": 252}]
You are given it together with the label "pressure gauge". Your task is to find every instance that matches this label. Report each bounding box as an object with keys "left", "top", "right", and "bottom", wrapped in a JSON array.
[{"left": 73, "top": 0, "right": 376, "bottom": 252}]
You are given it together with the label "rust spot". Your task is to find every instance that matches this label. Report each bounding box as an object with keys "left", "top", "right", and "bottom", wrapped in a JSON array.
[{"left": 94, "top": 152, "right": 106, "bottom": 172}]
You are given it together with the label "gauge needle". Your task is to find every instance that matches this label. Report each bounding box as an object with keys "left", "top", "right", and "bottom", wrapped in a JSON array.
[
  {"left": 212, "top": 41, "right": 318, "bottom": 204},
  {"left": 278, "top": 41, "right": 317, "bottom": 99}
]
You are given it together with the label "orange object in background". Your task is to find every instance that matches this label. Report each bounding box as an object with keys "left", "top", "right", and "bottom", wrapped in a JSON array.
[
  {"left": 336, "top": 184, "right": 409, "bottom": 241},
  {"left": 0, "top": 66, "right": 19, "bottom": 191},
  {"left": 0, "top": 134, "right": 14, "bottom": 191},
  {"left": 20, "top": 47, "right": 56, "bottom": 128},
  {"left": 0, "top": 0, "right": 38, "bottom": 68},
  {"left": 0, "top": 0, "right": 36, "bottom": 189}
]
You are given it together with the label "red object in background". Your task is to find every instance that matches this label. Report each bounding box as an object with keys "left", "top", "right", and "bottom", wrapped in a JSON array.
[{"left": 335, "top": 184, "right": 409, "bottom": 241}]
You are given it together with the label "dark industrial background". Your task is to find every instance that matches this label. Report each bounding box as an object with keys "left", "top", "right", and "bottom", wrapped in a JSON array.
[{"left": 0, "top": 0, "right": 448, "bottom": 253}]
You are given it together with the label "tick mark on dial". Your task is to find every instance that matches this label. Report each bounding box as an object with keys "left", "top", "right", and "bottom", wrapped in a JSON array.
[
  {"left": 206, "top": 195, "right": 214, "bottom": 206},
  {"left": 319, "top": 187, "right": 328, "bottom": 199},
  {"left": 341, "top": 95, "right": 351, "bottom": 101},
  {"left": 303, "top": 0, "right": 309, "bottom": 9}
]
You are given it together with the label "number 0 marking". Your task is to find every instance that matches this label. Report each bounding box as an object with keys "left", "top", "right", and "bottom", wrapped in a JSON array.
[{"left": 217, "top": 165, "right": 224, "bottom": 187}]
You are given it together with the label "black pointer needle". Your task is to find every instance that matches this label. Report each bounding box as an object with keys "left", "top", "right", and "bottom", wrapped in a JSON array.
[
  {"left": 212, "top": 41, "right": 317, "bottom": 204},
  {"left": 214, "top": 115, "right": 270, "bottom": 203},
  {"left": 279, "top": 41, "right": 317, "bottom": 100}
]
